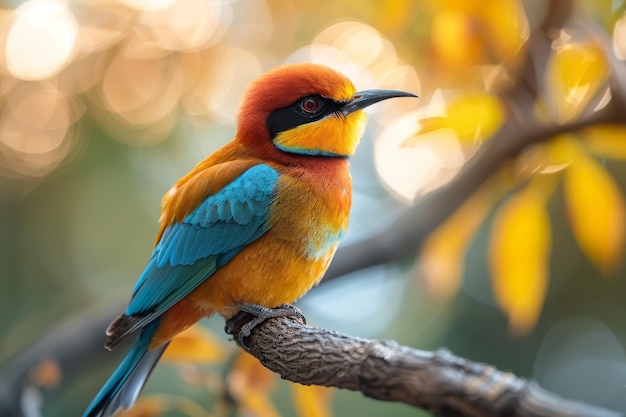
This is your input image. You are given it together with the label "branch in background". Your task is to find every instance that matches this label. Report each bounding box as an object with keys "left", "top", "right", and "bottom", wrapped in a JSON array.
[
  {"left": 0, "top": 305, "right": 127, "bottom": 417},
  {"left": 225, "top": 313, "right": 623, "bottom": 417}
]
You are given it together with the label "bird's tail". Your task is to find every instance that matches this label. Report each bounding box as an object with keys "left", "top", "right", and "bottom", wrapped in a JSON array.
[{"left": 83, "top": 323, "right": 168, "bottom": 417}]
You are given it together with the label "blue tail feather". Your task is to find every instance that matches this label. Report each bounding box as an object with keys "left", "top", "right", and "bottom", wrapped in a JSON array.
[{"left": 83, "top": 323, "right": 167, "bottom": 417}]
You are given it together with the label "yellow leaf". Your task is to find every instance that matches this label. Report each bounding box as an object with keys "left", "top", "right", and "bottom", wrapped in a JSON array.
[
  {"left": 117, "top": 397, "right": 167, "bottom": 417},
  {"left": 228, "top": 351, "right": 276, "bottom": 395},
  {"left": 545, "top": 135, "right": 580, "bottom": 165},
  {"left": 489, "top": 180, "right": 553, "bottom": 334},
  {"left": 547, "top": 42, "right": 610, "bottom": 123},
  {"left": 479, "top": 0, "right": 528, "bottom": 61},
  {"left": 228, "top": 352, "right": 280, "bottom": 417},
  {"left": 429, "top": 0, "right": 527, "bottom": 68},
  {"left": 563, "top": 152, "right": 626, "bottom": 272},
  {"left": 161, "top": 325, "right": 226, "bottom": 364},
  {"left": 415, "top": 93, "right": 504, "bottom": 144},
  {"left": 292, "top": 384, "right": 334, "bottom": 417},
  {"left": 582, "top": 125, "right": 626, "bottom": 160},
  {"left": 515, "top": 134, "right": 581, "bottom": 178},
  {"left": 420, "top": 170, "right": 512, "bottom": 299},
  {"left": 431, "top": 9, "right": 484, "bottom": 69},
  {"left": 413, "top": 116, "right": 448, "bottom": 136},
  {"left": 240, "top": 391, "right": 282, "bottom": 417}
]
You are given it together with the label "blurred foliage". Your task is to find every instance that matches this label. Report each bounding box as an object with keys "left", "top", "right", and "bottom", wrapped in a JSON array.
[{"left": 1, "top": 0, "right": 626, "bottom": 416}]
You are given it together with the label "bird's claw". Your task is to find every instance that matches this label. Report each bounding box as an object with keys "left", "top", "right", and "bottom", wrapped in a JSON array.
[{"left": 235, "top": 303, "right": 306, "bottom": 349}]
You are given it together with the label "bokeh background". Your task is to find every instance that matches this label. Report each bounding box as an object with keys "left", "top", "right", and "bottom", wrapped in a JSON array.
[{"left": 1, "top": 0, "right": 626, "bottom": 416}]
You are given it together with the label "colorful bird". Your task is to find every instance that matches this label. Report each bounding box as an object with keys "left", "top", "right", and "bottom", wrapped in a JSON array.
[{"left": 83, "top": 63, "right": 417, "bottom": 417}]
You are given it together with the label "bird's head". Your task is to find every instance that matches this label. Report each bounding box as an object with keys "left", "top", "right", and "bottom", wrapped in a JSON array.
[{"left": 236, "top": 63, "right": 417, "bottom": 158}]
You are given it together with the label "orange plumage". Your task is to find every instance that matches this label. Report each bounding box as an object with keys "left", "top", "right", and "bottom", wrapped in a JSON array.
[
  {"left": 83, "top": 63, "right": 417, "bottom": 417},
  {"left": 151, "top": 143, "right": 352, "bottom": 347}
]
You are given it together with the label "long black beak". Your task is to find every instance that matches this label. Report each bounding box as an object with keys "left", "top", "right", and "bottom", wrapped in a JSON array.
[{"left": 341, "top": 89, "right": 419, "bottom": 116}]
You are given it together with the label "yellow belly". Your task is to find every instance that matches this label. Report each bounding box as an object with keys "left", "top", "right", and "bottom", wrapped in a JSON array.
[{"left": 192, "top": 233, "right": 338, "bottom": 316}]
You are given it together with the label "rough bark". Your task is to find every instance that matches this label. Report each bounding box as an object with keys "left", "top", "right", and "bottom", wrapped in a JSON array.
[{"left": 225, "top": 313, "right": 623, "bottom": 417}]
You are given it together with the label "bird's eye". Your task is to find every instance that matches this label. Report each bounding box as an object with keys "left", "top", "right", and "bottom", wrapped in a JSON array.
[{"left": 300, "top": 97, "right": 321, "bottom": 114}]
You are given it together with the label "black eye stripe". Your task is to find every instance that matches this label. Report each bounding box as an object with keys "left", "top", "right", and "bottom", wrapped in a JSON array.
[{"left": 266, "top": 94, "right": 344, "bottom": 139}]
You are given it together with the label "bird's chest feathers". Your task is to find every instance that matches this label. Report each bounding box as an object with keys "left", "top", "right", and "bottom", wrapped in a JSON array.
[{"left": 270, "top": 166, "right": 351, "bottom": 262}]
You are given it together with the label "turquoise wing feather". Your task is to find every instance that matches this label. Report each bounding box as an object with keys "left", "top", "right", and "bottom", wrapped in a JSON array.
[
  {"left": 83, "top": 321, "right": 165, "bottom": 417},
  {"left": 121, "top": 163, "right": 279, "bottom": 336}
]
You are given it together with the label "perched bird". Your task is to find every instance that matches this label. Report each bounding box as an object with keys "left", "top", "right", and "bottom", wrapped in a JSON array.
[{"left": 83, "top": 63, "right": 417, "bottom": 417}]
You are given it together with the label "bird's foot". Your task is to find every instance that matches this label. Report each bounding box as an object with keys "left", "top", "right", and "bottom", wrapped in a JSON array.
[{"left": 230, "top": 303, "right": 306, "bottom": 349}]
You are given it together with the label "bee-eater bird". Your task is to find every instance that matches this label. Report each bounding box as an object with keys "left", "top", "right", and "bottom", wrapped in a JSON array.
[{"left": 83, "top": 63, "right": 417, "bottom": 417}]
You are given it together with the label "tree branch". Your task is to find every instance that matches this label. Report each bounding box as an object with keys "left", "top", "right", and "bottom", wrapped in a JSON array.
[
  {"left": 0, "top": 305, "right": 127, "bottom": 417},
  {"left": 225, "top": 313, "right": 623, "bottom": 417}
]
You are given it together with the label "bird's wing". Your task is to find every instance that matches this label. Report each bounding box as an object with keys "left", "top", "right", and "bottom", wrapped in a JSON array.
[{"left": 107, "top": 162, "right": 280, "bottom": 344}]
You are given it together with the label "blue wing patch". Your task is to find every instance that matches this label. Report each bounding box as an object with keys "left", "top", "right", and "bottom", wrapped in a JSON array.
[{"left": 124, "top": 163, "right": 279, "bottom": 327}]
